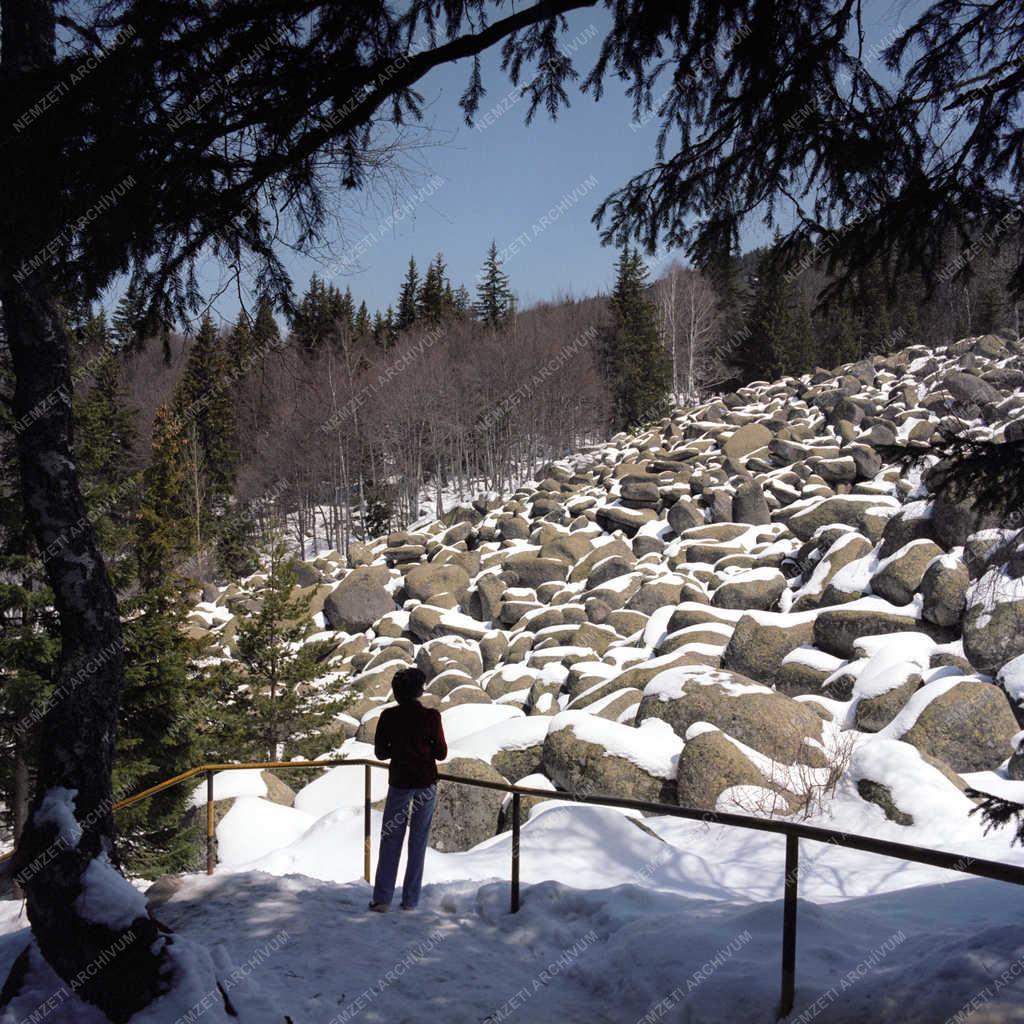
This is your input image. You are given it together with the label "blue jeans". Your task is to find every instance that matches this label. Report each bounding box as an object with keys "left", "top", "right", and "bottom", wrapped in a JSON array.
[{"left": 372, "top": 784, "right": 437, "bottom": 908}]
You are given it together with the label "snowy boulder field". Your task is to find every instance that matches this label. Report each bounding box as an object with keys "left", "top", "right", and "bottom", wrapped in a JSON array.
[{"left": 187, "top": 333, "right": 1024, "bottom": 839}]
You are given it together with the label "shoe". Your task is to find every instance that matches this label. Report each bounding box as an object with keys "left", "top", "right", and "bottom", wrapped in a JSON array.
[
  {"left": 368, "top": 901, "right": 389, "bottom": 913},
  {"left": 399, "top": 904, "right": 416, "bottom": 911}
]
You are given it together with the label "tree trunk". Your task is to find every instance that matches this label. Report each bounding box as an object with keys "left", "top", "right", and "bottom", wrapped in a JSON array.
[{"left": 0, "top": 285, "right": 168, "bottom": 1020}]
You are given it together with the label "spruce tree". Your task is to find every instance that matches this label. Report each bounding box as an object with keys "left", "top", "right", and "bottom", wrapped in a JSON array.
[
  {"left": 111, "top": 283, "right": 147, "bottom": 352},
  {"left": 452, "top": 283, "right": 472, "bottom": 318},
  {"left": 226, "top": 311, "right": 253, "bottom": 370},
  {"left": 601, "top": 247, "right": 672, "bottom": 431},
  {"left": 219, "top": 535, "right": 347, "bottom": 761},
  {"left": 418, "top": 252, "right": 449, "bottom": 323},
  {"left": 397, "top": 256, "right": 420, "bottom": 331},
  {"left": 371, "top": 309, "right": 387, "bottom": 345},
  {"left": 173, "top": 315, "right": 239, "bottom": 548},
  {"left": 383, "top": 306, "right": 398, "bottom": 346},
  {"left": 136, "top": 405, "right": 194, "bottom": 590},
  {"left": 292, "top": 274, "right": 339, "bottom": 351},
  {"left": 337, "top": 286, "right": 356, "bottom": 341},
  {"left": 74, "top": 346, "right": 201, "bottom": 877},
  {"left": 114, "top": 585, "right": 203, "bottom": 877},
  {"left": 73, "top": 349, "right": 139, "bottom": 588},
  {"left": 214, "top": 504, "right": 259, "bottom": 581},
  {"left": 250, "top": 298, "right": 281, "bottom": 356},
  {"left": 354, "top": 300, "right": 371, "bottom": 339},
  {"left": 741, "top": 245, "right": 817, "bottom": 382},
  {"left": 474, "top": 241, "right": 514, "bottom": 327}
]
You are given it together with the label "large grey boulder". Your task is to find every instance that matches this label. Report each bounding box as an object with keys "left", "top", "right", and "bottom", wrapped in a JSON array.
[
  {"left": 539, "top": 533, "right": 594, "bottom": 567},
  {"left": 636, "top": 665, "right": 825, "bottom": 766},
  {"left": 626, "top": 580, "right": 684, "bottom": 616},
  {"left": 929, "top": 492, "right": 1004, "bottom": 550},
  {"left": 491, "top": 742, "right": 546, "bottom": 784},
  {"left": 663, "top": 497, "right": 704, "bottom": 536},
  {"left": 814, "top": 605, "right": 929, "bottom": 659},
  {"left": 416, "top": 637, "right": 483, "bottom": 682},
  {"left": 502, "top": 553, "right": 569, "bottom": 589},
  {"left": 676, "top": 728, "right": 795, "bottom": 812},
  {"left": 187, "top": 770, "right": 295, "bottom": 865},
  {"left": 792, "top": 533, "right": 873, "bottom": 612},
  {"left": 723, "top": 423, "right": 772, "bottom": 460},
  {"left": 878, "top": 502, "right": 935, "bottom": 558},
  {"left": 962, "top": 566, "right": 1024, "bottom": 675},
  {"left": 854, "top": 672, "right": 922, "bottom": 733},
  {"left": 323, "top": 566, "right": 396, "bottom": 633},
  {"left": 920, "top": 556, "right": 970, "bottom": 627},
  {"left": 943, "top": 370, "right": 1001, "bottom": 408},
  {"left": 732, "top": 481, "right": 770, "bottom": 525},
  {"left": 712, "top": 569, "right": 785, "bottom": 611},
  {"left": 869, "top": 540, "right": 943, "bottom": 606},
  {"left": 721, "top": 614, "right": 815, "bottom": 686},
  {"left": 788, "top": 495, "right": 897, "bottom": 543},
  {"left": 542, "top": 714, "right": 678, "bottom": 803},
  {"left": 899, "top": 681, "right": 1020, "bottom": 772},
  {"left": 404, "top": 562, "right": 471, "bottom": 603},
  {"left": 430, "top": 757, "right": 508, "bottom": 852}
]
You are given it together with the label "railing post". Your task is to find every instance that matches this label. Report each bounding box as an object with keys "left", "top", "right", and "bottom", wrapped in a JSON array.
[
  {"left": 363, "top": 763, "right": 372, "bottom": 884},
  {"left": 205, "top": 770, "right": 215, "bottom": 876},
  {"left": 510, "top": 791, "right": 521, "bottom": 913},
  {"left": 778, "top": 833, "right": 799, "bottom": 1019}
]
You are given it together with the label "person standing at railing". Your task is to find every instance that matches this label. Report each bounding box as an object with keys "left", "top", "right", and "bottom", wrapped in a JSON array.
[{"left": 369, "top": 667, "right": 447, "bottom": 912}]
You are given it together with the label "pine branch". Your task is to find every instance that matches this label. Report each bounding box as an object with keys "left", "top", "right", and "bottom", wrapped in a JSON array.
[{"left": 966, "top": 787, "right": 1024, "bottom": 846}]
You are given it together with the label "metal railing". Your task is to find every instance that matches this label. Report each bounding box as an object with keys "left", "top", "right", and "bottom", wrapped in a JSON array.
[{"left": 6, "top": 758, "right": 1024, "bottom": 1020}]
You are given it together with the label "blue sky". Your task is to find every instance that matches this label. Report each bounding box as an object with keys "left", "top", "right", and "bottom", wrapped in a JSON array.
[{"left": 187, "top": 2, "right": 915, "bottom": 325}]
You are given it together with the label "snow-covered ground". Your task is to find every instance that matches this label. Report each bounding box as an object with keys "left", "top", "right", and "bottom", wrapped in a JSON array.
[{"left": 3, "top": 781, "right": 1024, "bottom": 1023}]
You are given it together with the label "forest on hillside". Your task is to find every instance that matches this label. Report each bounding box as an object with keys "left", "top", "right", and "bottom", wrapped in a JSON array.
[{"left": 46, "top": 233, "right": 1024, "bottom": 574}]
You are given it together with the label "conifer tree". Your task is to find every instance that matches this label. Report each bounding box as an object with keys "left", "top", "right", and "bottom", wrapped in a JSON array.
[
  {"left": 218, "top": 534, "right": 346, "bottom": 761},
  {"left": 371, "top": 309, "right": 386, "bottom": 344},
  {"left": 73, "top": 349, "right": 139, "bottom": 589},
  {"left": 474, "top": 241, "right": 514, "bottom": 327},
  {"left": 226, "top": 312, "right": 253, "bottom": 370},
  {"left": 214, "top": 505, "right": 259, "bottom": 581},
  {"left": 250, "top": 298, "right": 281, "bottom": 357},
  {"left": 452, "top": 284, "right": 472, "bottom": 318},
  {"left": 111, "top": 283, "right": 147, "bottom": 352},
  {"left": 354, "top": 300, "right": 371, "bottom": 339},
  {"left": 291, "top": 274, "right": 340, "bottom": 351},
  {"left": 174, "top": 315, "right": 239, "bottom": 537},
  {"left": 601, "top": 247, "right": 672, "bottom": 431},
  {"left": 418, "top": 252, "right": 449, "bottom": 323},
  {"left": 74, "top": 345, "right": 201, "bottom": 877},
  {"left": 114, "top": 584, "right": 202, "bottom": 876},
  {"left": 397, "top": 256, "right": 420, "bottom": 332},
  {"left": 383, "top": 306, "right": 398, "bottom": 346},
  {"left": 742, "top": 245, "right": 817, "bottom": 382},
  {"left": 337, "top": 286, "right": 356, "bottom": 340},
  {"left": 136, "top": 405, "right": 193, "bottom": 590}
]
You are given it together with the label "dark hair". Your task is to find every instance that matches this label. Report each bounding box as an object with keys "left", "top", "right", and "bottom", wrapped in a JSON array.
[{"left": 392, "top": 667, "right": 426, "bottom": 705}]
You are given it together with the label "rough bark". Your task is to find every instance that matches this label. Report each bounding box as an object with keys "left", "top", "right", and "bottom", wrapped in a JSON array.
[
  {"left": 1, "top": 6, "right": 167, "bottom": 1015},
  {"left": 2, "top": 284, "right": 168, "bottom": 1020}
]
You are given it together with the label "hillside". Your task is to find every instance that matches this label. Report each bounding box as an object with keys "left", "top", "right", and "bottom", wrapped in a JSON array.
[
  {"left": 4, "top": 333, "right": 1024, "bottom": 1023},
  {"left": 190, "top": 331, "right": 1024, "bottom": 823}
]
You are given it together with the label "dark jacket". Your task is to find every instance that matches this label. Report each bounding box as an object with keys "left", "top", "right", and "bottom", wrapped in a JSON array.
[{"left": 374, "top": 702, "right": 447, "bottom": 788}]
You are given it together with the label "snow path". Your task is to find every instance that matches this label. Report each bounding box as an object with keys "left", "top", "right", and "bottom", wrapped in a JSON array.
[
  {"left": 4, "top": 801, "right": 1024, "bottom": 1023},
  {"left": 6, "top": 871, "right": 1021, "bottom": 1024}
]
